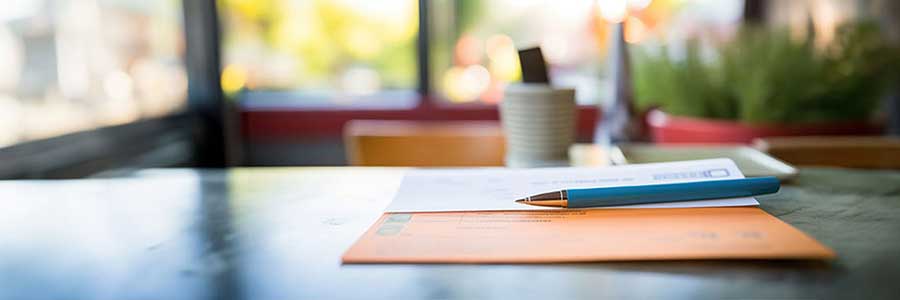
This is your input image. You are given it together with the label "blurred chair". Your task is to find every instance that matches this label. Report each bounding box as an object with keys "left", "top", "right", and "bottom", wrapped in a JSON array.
[{"left": 344, "top": 120, "right": 505, "bottom": 167}]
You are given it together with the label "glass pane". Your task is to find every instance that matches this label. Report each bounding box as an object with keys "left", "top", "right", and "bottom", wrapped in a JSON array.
[
  {"left": 218, "top": 0, "right": 419, "bottom": 107},
  {"left": 0, "top": 0, "right": 187, "bottom": 147},
  {"left": 429, "top": 0, "right": 744, "bottom": 105}
]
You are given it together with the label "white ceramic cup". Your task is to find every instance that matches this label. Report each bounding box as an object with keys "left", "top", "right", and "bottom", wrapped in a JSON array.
[{"left": 500, "top": 84, "right": 576, "bottom": 168}]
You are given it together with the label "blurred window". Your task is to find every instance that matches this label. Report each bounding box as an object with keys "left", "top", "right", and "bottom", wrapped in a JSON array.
[
  {"left": 218, "top": 0, "right": 744, "bottom": 107},
  {"left": 218, "top": 0, "right": 420, "bottom": 107},
  {"left": 430, "top": 0, "right": 606, "bottom": 104},
  {"left": 430, "top": 0, "right": 745, "bottom": 105},
  {"left": 0, "top": 0, "right": 187, "bottom": 147}
]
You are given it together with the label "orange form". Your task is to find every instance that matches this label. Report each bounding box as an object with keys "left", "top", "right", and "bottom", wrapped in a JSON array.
[{"left": 342, "top": 207, "right": 834, "bottom": 264}]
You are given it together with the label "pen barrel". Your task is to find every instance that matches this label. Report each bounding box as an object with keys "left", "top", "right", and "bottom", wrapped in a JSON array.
[{"left": 566, "top": 177, "right": 780, "bottom": 208}]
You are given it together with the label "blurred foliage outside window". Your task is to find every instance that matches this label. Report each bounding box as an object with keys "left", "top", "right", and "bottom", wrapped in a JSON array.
[
  {"left": 0, "top": 0, "right": 187, "bottom": 147},
  {"left": 218, "top": 0, "right": 419, "bottom": 105}
]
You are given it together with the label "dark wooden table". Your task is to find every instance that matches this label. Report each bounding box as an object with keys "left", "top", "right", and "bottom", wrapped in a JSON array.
[{"left": 1, "top": 167, "right": 899, "bottom": 299}]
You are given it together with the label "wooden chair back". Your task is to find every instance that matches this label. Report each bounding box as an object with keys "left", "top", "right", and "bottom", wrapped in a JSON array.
[{"left": 344, "top": 120, "right": 505, "bottom": 166}]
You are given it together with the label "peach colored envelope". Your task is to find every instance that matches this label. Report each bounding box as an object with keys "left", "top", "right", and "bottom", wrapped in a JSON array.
[{"left": 342, "top": 207, "right": 834, "bottom": 264}]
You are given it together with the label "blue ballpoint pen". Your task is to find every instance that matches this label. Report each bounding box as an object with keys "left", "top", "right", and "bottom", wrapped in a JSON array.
[{"left": 514, "top": 176, "right": 780, "bottom": 208}]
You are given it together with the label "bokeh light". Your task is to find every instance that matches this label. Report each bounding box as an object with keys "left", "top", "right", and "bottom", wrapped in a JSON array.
[
  {"left": 442, "top": 64, "right": 492, "bottom": 103},
  {"left": 221, "top": 64, "right": 248, "bottom": 94},
  {"left": 627, "top": 0, "right": 653, "bottom": 11},
  {"left": 598, "top": 0, "right": 629, "bottom": 23},
  {"left": 624, "top": 16, "right": 649, "bottom": 43},
  {"left": 454, "top": 34, "right": 484, "bottom": 66}
]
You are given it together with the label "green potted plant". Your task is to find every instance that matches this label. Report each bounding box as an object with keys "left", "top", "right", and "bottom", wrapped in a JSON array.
[{"left": 632, "top": 22, "right": 899, "bottom": 143}]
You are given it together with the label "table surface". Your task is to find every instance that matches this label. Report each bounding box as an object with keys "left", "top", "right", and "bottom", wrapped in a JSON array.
[{"left": 2, "top": 166, "right": 900, "bottom": 300}]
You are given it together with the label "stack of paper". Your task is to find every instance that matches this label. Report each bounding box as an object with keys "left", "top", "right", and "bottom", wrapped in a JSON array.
[{"left": 343, "top": 159, "right": 834, "bottom": 263}]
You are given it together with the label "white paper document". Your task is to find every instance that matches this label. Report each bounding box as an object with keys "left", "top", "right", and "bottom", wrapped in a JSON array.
[{"left": 385, "top": 158, "right": 759, "bottom": 213}]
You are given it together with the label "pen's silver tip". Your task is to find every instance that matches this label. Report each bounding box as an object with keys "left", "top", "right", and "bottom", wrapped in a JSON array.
[{"left": 514, "top": 199, "right": 525, "bottom": 203}]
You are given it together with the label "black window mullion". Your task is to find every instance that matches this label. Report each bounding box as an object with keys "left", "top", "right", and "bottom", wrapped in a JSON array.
[
  {"left": 182, "top": 0, "right": 233, "bottom": 167},
  {"left": 417, "top": 0, "right": 433, "bottom": 102}
]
